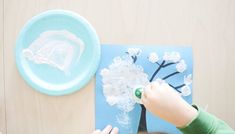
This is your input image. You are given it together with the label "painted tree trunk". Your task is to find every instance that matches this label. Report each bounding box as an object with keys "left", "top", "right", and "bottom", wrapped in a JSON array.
[{"left": 138, "top": 104, "right": 147, "bottom": 132}]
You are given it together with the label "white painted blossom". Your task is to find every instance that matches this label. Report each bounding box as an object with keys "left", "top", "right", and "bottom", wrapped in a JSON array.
[
  {"left": 181, "top": 85, "right": 191, "bottom": 96},
  {"left": 127, "top": 48, "right": 142, "bottom": 57},
  {"left": 100, "top": 68, "right": 110, "bottom": 76},
  {"left": 163, "top": 52, "right": 181, "bottom": 63},
  {"left": 163, "top": 52, "right": 171, "bottom": 61},
  {"left": 176, "top": 60, "right": 187, "bottom": 73},
  {"left": 184, "top": 74, "right": 192, "bottom": 85},
  {"left": 148, "top": 52, "right": 159, "bottom": 63},
  {"left": 100, "top": 56, "right": 149, "bottom": 112},
  {"left": 172, "top": 52, "right": 181, "bottom": 62}
]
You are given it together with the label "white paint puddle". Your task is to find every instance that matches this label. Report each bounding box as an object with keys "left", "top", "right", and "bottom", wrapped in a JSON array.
[{"left": 22, "top": 30, "right": 85, "bottom": 73}]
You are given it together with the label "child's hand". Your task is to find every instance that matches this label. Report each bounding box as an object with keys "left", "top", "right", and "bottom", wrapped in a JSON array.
[
  {"left": 141, "top": 82, "right": 198, "bottom": 127},
  {"left": 92, "top": 125, "right": 118, "bottom": 134}
]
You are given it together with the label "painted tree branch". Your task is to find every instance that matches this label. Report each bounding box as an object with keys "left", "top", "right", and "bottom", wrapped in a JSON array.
[
  {"left": 150, "top": 61, "right": 165, "bottom": 82},
  {"left": 131, "top": 56, "right": 137, "bottom": 63},
  {"left": 168, "top": 84, "right": 181, "bottom": 93},
  {"left": 162, "top": 71, "right": 180, "bottom": 80},
  {"left": 175, "top": 84, "right": 185, "bottom": 89},
  {"left": 138, "top": 104, "right": 147, "bottom": 132},
  {"left": 162, "top": 62, "right": 177, "bottom": 68},
  {"left": 156, "top": 62, "right": 160, "bottom": 66}
]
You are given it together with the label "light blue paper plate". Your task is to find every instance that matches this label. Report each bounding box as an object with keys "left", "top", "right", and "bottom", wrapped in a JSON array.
[{"left": 15, "top": 10, "right": 100, "bottom": 96}]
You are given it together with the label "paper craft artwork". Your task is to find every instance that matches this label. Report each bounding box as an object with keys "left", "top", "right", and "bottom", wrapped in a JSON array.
[{"left": 96, "top": 45, "right": 193, "bottom": 134}]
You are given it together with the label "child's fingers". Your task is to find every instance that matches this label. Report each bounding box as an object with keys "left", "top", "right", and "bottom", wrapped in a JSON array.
[
  {"left": 151, "top": 81, "right": 160, "bottom": 90},
  {"left": 110, "top": 127, "right": 119, "bottom": 134},
  {"left": 142, "top": 90, "right": 147, "bottom": 99},
  {"left": 141, "top": 92, "right": 147, "bottom": 103},
  {"left": 101, "top": 125, "right": 112, "bottom": 134},
  {"left": 144, "top": 84, "right": 152, "bottom": 97},
  {"left": 141, "top": 92, "right": 152, "bottom": 109},
  {"left": 141, "top": 91, "right": 150, "bottom": 106},
  {"left": 92, "top": 130, "right": 101, "bottom": 134},
  {"left": 145, "top": 84, "right": 151, "bottom": 91}
]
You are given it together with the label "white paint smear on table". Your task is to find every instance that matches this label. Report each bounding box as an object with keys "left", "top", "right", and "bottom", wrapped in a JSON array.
[{"left": 22, "top": 30, "right": 85, "bottom": 73}]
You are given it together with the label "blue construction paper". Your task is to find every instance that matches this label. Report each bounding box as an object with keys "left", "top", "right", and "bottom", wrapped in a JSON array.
[{"left": 95, "top": 44, "right": 193, "bottom": 134}]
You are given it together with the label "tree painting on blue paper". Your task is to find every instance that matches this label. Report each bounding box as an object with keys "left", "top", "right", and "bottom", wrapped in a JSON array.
[{"left": 95, "top": 45, "right": 193, "bottom": 134}]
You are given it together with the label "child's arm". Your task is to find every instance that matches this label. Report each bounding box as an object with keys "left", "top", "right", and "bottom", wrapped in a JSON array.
[
  {"left": 142, "top": 82, "right": 235, "bottom": 134},
  {"left": 179, "top": 105, "right": 235, "bottom": 134}
]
